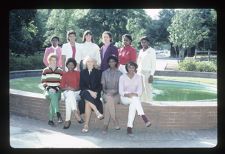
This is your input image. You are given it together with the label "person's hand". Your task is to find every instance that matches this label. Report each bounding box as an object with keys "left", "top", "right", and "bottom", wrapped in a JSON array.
[
  {"left": 49, "top": 88, "right": 56, "bottom": 93},
  {"left": 148, "top": 75, "right": 154, "bottom": 83},
  {"left": 124, "top": 93, "right": 132, "bottom": 98},
  {"left": 88, "top": 90, "right": 97, "bottom": 99}
]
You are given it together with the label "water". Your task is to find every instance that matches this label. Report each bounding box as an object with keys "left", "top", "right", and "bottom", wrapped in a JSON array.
[
  {"left": 152, "top": 80, "right": 217, "bottom": 101},
  {"left": 10, "top": 77, "right": 217, "bottom": 101}
]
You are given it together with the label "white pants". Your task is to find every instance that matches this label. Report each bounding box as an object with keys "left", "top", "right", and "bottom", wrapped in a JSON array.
[
  {"left": 63, "top": 90, "right": 80, "bottom": 121},
  {"left": 118, "top": 64, "right": 127, "bottom": 74},
  {"left": 120, "top": 96, "right": 144, "bottom": 128},
  {"left": 139, "top": 71, "right": 153, "bottom": 102}
]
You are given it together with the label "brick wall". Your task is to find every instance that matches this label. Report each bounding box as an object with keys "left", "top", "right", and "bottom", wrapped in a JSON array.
[{"left": 9, "top": 93, "right": 217, "bottom": 130}]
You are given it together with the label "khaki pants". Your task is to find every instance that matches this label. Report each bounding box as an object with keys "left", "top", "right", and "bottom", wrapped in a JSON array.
[{"left": 103, "top": 94, "right": 120, "bottom": 126}]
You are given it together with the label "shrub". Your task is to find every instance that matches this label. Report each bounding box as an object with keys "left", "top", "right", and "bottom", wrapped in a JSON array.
[
  {"left": 10, "top": 52, "right": 45, "bottom": 71},
  {"left": 178, "top": 57, "right": 217, "bottom": 72}
]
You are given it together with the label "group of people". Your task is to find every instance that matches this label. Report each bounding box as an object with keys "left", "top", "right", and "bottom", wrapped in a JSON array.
[{"left": 41, "top": 30, "right": 156, "bottom": 136}]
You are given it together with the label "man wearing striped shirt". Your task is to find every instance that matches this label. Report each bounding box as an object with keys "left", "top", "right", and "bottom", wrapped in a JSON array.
[{"left": 41, "top": 53, "right": 63, "bottom": 126}]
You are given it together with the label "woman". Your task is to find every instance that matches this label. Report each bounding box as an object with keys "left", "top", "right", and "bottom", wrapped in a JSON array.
[
  {"left": 118, "top": 34, "right": 137, "bottom": 74},
  {"left": 41, "top": 53, "right": 63, "bottom": 126},
  {"left": 100, "top": 31, "right": 118, "bottom": 71},
  {"left": 62, "top": 30, "right": 82, "bottom": 71},
  {"left": 119, "top": 62, "right": 151, "bottom": 136},
  {"left": 60, "top": 58, "right": 84, "bottom": 129},
  {"left": 79, "top": 56, "right": 104, "bottom": 133},
  {"left": 137, "top": 36, "right": 156, "bottom": 103},
  {"left": 43, "top": 36, "right": 62, "bottom": 68},
  {"left": 80, "top": 30, "right": 101, "bottom": 70},
  {"left": 101, "top": 55, "right": 122, "bottom": 134}
]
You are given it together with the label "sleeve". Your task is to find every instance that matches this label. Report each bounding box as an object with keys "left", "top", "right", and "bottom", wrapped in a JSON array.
[
  {"left": 137, "top": 75, "right": 143, "bottom": 96},
  {"left": 58, "top": 48, "right": 63, "bottom": 67},
  {"left": 43, "top": 48, "right": 49, "bottom": 67},
  {"left": 150, "top": 50, "right": 156, "bottom": 76},
  {"left": 119, "top": 75, "right": 125, "bottom": 96},
  {"left": 112, "top": 46, "right": 118, "bottom": 57},
  {"left": 79, "top": 71, "right": 85, "bottom": 91},
  {"left": 95, "top": 44, "right": 101, "bottom": 66},
  {"left": 61, "top": 44, "right": 66, "bottom": 56},
  {"left": 77, "top": 71, "right": 80, "bottom": 89},
  {"left": 41, "top": 69, "right": 47, "bottom": 89},
  {"left": 101, "top": 71, "right": 106, "bottom": 93},
  {"left": 130, "top": 48, "right": 137, "bottom": 63},
  {"left": 60, "top": 72, "right": 66, "bottom": 89},
  {"left": 75, "top": 43, "right": 82, "bottom": 64},
  {"left": 96, "top": 70, "right": 102, "bottom": 93}
]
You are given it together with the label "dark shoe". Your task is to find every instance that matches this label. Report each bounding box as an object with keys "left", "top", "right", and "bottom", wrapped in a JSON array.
[
  {"left": 78, "top": 118, "right": 84, "bottom": 124},
  {"left": 48, "top": 120, "right": 55, "bottom": 126},
  {"left": 141, "top": 115, "right": 151, "bottom": 127},
  {"left": 127, "top": 127, "right": 134, "bottom": 137},
  {"left": 63, "top": 120, "right": 71, "bottom": 129},
  {"left": 57, "top": 112, "right": 63, "bottom": 123}
]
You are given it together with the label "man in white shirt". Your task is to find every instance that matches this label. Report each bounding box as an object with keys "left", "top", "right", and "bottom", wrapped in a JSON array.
[{"left": 137, "top": 36, "right": 156, "bottom": 103}]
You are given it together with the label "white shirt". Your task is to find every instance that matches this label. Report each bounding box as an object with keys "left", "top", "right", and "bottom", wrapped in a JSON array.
[
  {"left": 137, "top": 47, "right": 156, "bottom": 76},
  {"left": 62, "top": 42, "right": 82, "bottom": 64},
  {"left": 80, "top": 42, "right": 101, "bottom": 66},
  {"left": 119, "top": 73, "right": 143, "bottom": 97}
]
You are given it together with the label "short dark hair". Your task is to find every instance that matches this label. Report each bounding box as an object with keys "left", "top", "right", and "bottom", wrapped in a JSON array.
[
  {"left": 66, "top": 58, "right": 77, "bottom": 68},
  {"left": 140, "top": 36, "right": 150, "bottom": 42},
  {"left": 107, "top": 55, "right": 118, "bottom": 67},
  {"left": 51, "top": 36, "right": 60, "bottom": 42},
  {"left": 82, "top": 30, "right": 94, "bottom": 43},
  {"left": 122, "top": 34, "right": 132, "bottom": 42},
  {"left": 125, "top": 61, "right": 138, "bottom": 72},
  {"left": 67, "top": 30, "right": 76, "bottom": 42},
  {"left": 102, "top": 31, "right": 113, "bottom": 42}
]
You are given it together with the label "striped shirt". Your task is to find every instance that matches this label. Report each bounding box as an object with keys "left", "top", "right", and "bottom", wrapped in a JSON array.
[{"left": 41, "top": 66, "right": 63, "bottom": 90}]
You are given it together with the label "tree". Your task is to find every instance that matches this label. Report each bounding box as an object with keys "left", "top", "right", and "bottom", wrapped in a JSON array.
[
  {"left": 167, "top": 9, "right": 210, "bottom": 58},
  {"left": 9, "top": 9, "right": 38, "bottom": 56}
]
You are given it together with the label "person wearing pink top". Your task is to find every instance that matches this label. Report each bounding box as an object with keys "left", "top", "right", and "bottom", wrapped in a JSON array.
[
  {"left": 119, "top": 62, "right": 151, "bottom": 137},
  {"left": 43, "top": 36, "right": 62, "bottom": 67}
]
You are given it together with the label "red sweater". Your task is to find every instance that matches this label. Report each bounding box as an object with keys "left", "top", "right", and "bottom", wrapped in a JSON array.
[
  {"left": 60, "top": 70, "right": 80, "bottom": 89},
  {"left": 118, "top": 45, "right": 137, "bottom": 65}
]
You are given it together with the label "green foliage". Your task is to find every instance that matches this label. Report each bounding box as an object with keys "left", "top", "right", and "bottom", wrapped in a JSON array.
[
  {"left": 178, "top": 57, "right": 216, "bottom": 72},
  {"left": 10, "top": 52, "right": 45, "bottom": 71}
]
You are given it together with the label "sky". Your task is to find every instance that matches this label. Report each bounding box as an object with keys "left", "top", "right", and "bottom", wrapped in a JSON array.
[{"left": 144, "top": 9, "right": 162, "bottom": 20}]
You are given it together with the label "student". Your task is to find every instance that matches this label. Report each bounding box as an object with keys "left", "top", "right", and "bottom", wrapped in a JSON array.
[
  {"left": 119, "top": 62, "right": 151, "bottom": 136},
  {"left": 79, "top": 56, "right": 104, "bottom": 133},
  {"left": 41, "top": 53, "right": 63, "bottom": 126},
  {"left": 60, "top": 58, "right": 84, "bottom": 129},
  {"left": 101, "top": 56, "right": 122, "bottom": 134},
  {"left": 137, "top": 36, "right": 156, "bottom": 102},
  {"left": 80, "top": 30, "right": 101, "bottom": 70},
  {"left": 118, "top": 34, "right": 137, "bottom": 73},
  {"left": 100, "top": 31, "right": 118, "bottom": 71},
  {"left": 43, "top": 36, "right": 62, "bottom": 67},
  {"left": 62, "top": 30, "right": 82, "bottom": 71}
]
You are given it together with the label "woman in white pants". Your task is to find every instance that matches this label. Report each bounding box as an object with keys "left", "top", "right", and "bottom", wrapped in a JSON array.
[
  {"left": 60, "top": 58, "right": 84, "bottom": 129},
  {"left": 119, "top": 62, "right": 151, "bottom": 136}
]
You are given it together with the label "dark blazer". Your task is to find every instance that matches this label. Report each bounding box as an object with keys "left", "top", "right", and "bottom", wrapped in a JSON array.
[
  {"left": 100, "top": 43, "right": 118, "bottom": 71},
  {"left": 79, "top": 68, "right": 102, "bottom": 98}
]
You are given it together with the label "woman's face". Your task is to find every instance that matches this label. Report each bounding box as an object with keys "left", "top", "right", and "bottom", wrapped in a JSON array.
[
  {"left": 102, "top": 33, "right": 111, "bottom": 44},
  {"left": 85, "top": 34, "right": 92, "bottom": 42},
  {"left": 67, "top": 62, "right": 75, "bottom": 71},
  {"left": 108, "top": 59, "right": 117, "bottom": 68},
  {"left": 141, "top": 39, "right": 149, "bottom": 49},
  {"left": 127, "top": 65, "right": 136, "bottom": 74},
  {"left": 86, "top": 58, "right": 95, "bottom": 69},
  {"left": 51, "top": 38, "right": 59, "bottom": 47},
  {"left": 122, "top": 36, "right": 131, "bottom": 46},
  {"left": 68, "top": 34, "right": 76, "bottom": 43}
]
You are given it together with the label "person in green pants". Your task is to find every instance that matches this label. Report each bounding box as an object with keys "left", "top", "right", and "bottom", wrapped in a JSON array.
[{"left": 41, "top": 53, "right": 63, "bottom": 126}]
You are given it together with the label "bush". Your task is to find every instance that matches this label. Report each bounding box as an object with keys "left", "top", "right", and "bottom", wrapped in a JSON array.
[
  {"left": 10, "top": 52, "right": 45, "bottom": 71},
  {"left": 178, "top": 57, "right": 217, "bottom": 72}
]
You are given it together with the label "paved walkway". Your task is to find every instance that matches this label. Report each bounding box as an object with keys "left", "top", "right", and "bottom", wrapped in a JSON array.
[{"left": 10, "top": 114, "right": 217, "bottom": 148}]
